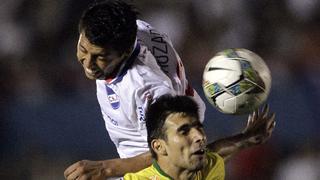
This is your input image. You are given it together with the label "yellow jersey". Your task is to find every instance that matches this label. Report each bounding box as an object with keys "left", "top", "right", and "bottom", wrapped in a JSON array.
[{"left": 124, "top": 151, "right": 225, "bottom": 180}]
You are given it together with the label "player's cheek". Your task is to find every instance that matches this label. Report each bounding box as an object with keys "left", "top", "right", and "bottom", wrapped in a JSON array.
[
  {"left": 96, "top": 60, "right": 107, "bottom": 70},
  {"left": 77, "top": 53, "right": 86, "bottom": 66}
]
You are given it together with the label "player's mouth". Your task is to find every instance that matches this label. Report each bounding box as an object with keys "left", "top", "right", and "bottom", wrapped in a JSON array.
[
  {"left": 85, "top": 67, "right": 104, "bottom": 79},
  {"left": 192, "top": 149, "right": 205, "bottom": 156}
]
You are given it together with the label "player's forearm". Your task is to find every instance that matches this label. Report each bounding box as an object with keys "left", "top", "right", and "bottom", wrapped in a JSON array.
[
  {"left": 207, "top": 133, "right": 251, "bottom": 161},
  {"left": 102, "top": 151, "right": 152, "bottom": 177}
]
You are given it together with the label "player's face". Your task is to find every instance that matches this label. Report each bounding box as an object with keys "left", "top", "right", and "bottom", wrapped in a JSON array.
[
  {"left": 76, "top": 32, "right": 127, "bottom": 80},
  {"left": 163, "top": 113, "right": 207, "bottom": 171}
]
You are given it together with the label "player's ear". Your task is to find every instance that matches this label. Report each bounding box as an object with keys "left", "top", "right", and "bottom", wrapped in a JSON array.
[{"left": 151, "top": 139, "right": 167, "bottom": 156}]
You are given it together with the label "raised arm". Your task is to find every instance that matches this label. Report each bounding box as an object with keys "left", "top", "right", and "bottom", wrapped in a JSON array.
[
  {"left": 64, "top": 151, "right": 152, "bottom": 180},
  {"left": 207, "top": 104, "right": 276, "bottom": 161}
]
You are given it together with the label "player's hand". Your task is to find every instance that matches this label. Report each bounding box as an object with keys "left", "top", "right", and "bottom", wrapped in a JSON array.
[
  {"left": 64, "top": 160, "right": 111, "bottom": 180},
  {"left": 242, "top": 104, "right": 276, "bottom": 146}
]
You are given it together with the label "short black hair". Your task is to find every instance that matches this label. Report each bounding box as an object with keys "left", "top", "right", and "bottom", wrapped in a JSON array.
[
  {"left": 79, "top": 0, "right": 138, "bottom": 54},
  {"left": 146, "top": 95, "right": 200, "bottom": 159}
]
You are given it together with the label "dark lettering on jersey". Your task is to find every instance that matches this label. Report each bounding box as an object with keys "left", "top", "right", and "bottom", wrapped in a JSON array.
[
  {"left": 154, "top": 56, "right": 169, "bottom": 73},
  {"left": 138, "top": 106, "right": 145, "bottom": 122},
  {"left": 150, "top": 30, "right": 170, "bottom": 74},
  {"left": 152, "top": 44, "right": 168, "bottom": 54},
  {"left": 107, "top": 114, "right": 118, "bottom": 126},
  {"left": 149, "top": 29, "right": 161, "bottom": 36},
  {"left": 151, "top": 36, "right": 166, "bottom": 44}
]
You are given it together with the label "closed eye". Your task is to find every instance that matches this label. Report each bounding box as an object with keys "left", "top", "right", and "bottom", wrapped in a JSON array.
[
  {"left": 96, "top": 56, "right": 108, "bottom": 62},
  {"left": 177, "top": 124, "right": 191, "bottom": 135},
  {"left": 79, "top": 44, "right": 87, "bottom": 53}
]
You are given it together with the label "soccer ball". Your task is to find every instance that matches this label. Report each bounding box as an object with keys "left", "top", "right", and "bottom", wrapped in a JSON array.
[{"left": 202, "top": 48, "right": 271, "bottom": 114}]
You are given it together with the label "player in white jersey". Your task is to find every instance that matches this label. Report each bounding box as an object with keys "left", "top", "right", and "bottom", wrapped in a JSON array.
[
  {"left": 64, "top": 1, "right": 276, "bottom": 179},
  {"left": 96, "top": 19, "right": 206, "bottom": 159}
]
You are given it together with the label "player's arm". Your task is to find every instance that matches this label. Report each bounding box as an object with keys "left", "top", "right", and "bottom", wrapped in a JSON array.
[
  {"left": 64, "top": 151, "right": 152, "bottom": 179},
  {"left": 207, "top": 104, "right": 276, "bottom": 161}
]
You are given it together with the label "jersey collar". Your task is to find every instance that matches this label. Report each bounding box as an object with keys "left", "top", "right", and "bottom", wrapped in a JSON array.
[
  {"left": 105, "top": 42, "right": 140, "bottom": 84},
  {"left": 152, "top": 160, "right": 174, "bottom": 180}
]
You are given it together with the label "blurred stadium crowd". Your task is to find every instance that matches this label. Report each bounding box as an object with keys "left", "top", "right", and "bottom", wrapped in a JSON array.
[{"left": 1, "top": 0, "right": 319, "bottom": 179}]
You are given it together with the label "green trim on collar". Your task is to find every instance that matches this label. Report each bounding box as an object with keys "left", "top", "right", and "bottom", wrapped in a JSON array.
[{"left": 152, "top": 160, "right": 174, "bottom": 180}]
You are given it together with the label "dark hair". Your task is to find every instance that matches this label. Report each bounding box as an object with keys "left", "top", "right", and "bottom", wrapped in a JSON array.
[
  {"left": 146, "top": 95, "right": 199, "bottom": 159},
  {"left": 79, "top": 0, "right": 138, "bottom": 54}
]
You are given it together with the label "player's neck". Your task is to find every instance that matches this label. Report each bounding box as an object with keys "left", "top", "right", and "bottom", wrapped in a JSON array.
[
  {"left": 105, "top": 43, "right": 138, "bottom": 81},
  {"left": 157, "top": 159, "right": 196, "bottom": 180}
]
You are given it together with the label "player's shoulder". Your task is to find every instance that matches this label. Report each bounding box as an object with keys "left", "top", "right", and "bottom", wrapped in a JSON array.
[
  {"left": 205, "top": 151, "right": 225, "bottom": 168},
  {"left": 133, "top": 45, "right": 166, "bottom": 79},
  {"left": 206, "top": 151, "right": 224, "bottom": 161},
  {"left": 136, "top": 19, "right": 169, "bottom": 40},
  {"left": 201, "top": 151, "right": 225, "bottom": 179}
]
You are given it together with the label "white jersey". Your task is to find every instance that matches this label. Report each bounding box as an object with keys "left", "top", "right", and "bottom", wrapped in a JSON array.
[{"left": 96, "top": 20, "right": 206, "bottom": 158}]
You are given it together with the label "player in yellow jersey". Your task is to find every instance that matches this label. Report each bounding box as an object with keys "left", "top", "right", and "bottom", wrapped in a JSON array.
[
  {"left": 64, "top": 1, "right": 276, "bottom": 179},
  {"left": 124, "top": 95, "right": 275, "bottom": 179}
]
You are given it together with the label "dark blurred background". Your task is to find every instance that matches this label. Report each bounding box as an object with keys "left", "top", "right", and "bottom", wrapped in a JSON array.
[{"left": 1, "top": 0, "right": 319, "bottom": 179}]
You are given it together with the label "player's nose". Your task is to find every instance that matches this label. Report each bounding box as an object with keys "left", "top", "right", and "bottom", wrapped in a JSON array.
[{"left": 191, "top": 128, "right": 206, "bottom": 144}]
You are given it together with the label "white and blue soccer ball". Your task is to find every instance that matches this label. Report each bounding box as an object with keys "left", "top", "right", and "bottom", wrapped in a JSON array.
[{"left": 202, "top": 48, "right": 271, "bottom": 114}]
